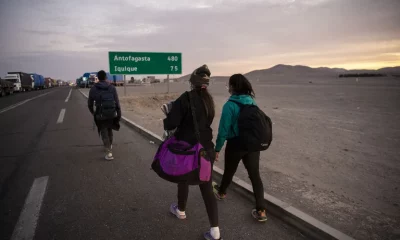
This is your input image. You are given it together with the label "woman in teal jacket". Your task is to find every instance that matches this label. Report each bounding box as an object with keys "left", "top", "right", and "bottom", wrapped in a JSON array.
[{"left": 213, "top": 74, "right": 267, "bottom": 222}]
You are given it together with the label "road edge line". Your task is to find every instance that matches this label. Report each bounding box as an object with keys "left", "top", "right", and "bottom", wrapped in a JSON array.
[{"left": 78, "top": 89, "right": 354, "bottom": 240}]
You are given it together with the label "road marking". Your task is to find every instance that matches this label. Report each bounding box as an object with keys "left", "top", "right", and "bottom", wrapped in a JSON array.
[
  {"left": 11, "top": 176, "right": 49, "bottom": 240},
  {"left": 57, "top": 109, "right": 66, "bottom": 124},
  {"left": 327, "top": 126, "right": 365, "bottom": 135},
  {"left": 0, "top": 92, "right": 53, "bottom": 115},
  {"left": 65, "top": 88, "right": 72, "bottom": 102}
]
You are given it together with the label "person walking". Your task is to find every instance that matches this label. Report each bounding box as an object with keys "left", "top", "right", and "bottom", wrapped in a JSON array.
[
  {"left": 88, "top": 70, "right": 121, "bottom": 160},
  {"left": 213, "top": 74, "right": 268, "bottom": 222},
  {"left": 163, "top": 65, "right": 222, "bottom": 240}
]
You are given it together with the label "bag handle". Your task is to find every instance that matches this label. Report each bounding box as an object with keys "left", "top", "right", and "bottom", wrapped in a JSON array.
[{"left": 187, "top": 91, "right": 201, "bottom": 142}]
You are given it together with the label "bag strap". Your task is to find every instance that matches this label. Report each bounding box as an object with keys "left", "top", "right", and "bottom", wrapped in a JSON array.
[
  {"left": 187, "top": 91, "right": 201, "bottom": 142},
  {"left": 228, "top": 99, "right": 244, "bottom": 108}
]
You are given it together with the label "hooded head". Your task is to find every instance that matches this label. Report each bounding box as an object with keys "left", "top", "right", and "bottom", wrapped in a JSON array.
[
  {"left": 97, "top": 70, "right": 107, "bottom": 82},
  {"left": 189, "top": 64, "right": 211, "bottom": 89}
]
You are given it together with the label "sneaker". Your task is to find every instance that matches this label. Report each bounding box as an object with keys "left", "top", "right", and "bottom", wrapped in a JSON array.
[
  {"left": 212, "top": 182, "right": 226, "bottom": 200},
  {"left": 251, "top": 209, "right": 267, "bottom": 222},
  {"left": 105, "top": 151, "right": 114, "bottom": 161},
  {"left": 204, "top": 231, "right": 223, "bottom": 240},
  {"left": 169, "top": 203, "right": 186, "bottom": 219}
]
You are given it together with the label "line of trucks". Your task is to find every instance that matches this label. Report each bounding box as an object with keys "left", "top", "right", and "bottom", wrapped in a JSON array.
[
  {"left": 76, "top": 72, "right": 124, "bottom": 88},
  {"left": 0, "top": 72, "right": 61, "bottom": 97}
]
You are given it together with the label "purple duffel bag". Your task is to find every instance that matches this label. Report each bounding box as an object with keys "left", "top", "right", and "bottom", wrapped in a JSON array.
[{"left": 151, "top": 91, "right": 212, "bottom": 185}]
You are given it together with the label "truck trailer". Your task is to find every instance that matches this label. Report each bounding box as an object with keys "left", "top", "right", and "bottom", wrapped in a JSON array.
[
  {"left": 30, "top": 73, "right": 45, "bottom": 90},
  {"left": 112, "top": 74, "right": 124, "bottom": 86},
  {"left": 0, "top": 78, "right": 14, "bottom": 97},
  {"left": 5, "top": 72, "right": 33, "bottom": 92}
]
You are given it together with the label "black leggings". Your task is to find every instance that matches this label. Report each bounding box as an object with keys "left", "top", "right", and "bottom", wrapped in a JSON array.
[
  {"left": 219, "top": 140, "right": 266, "bottom": 211},
  {"left": 177, "top": 149, "right": 218, "bottom": 227}
]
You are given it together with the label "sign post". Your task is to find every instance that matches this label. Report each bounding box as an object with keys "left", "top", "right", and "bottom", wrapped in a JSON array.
[
  {"left": 123, "top": 75, "right": 126, "bottom": 96},
  {"left": 167, "top": 74, "right": 169, "bottom": 94}
]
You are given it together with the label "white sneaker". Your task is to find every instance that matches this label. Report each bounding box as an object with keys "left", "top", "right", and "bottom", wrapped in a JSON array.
[
  {"left": 105, "top": 152, "right": 114, "bottom": 161},
  {"left": 170, "top": 203, "right": 186, "bottom": 219}
]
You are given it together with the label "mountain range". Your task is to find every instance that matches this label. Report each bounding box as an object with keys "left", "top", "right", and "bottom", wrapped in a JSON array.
[{"left": 177, "top": 64, "right": 400, "bottom": 82}]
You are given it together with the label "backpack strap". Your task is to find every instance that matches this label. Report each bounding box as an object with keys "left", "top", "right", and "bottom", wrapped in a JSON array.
[
  {"left": 187, "top": 91, "right": 201, "bottom": 142},
  {"left": 228, "top": 99, "right": 245, "bottom": 108}
]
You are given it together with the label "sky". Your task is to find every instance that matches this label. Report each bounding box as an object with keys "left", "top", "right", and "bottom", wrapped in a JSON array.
[{"left": 0, "top": 0, "right": 399, "bottom": 80}]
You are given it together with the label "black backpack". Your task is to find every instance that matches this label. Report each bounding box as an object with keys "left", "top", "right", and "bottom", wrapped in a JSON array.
[
  {"left": 95, "top": 85, "right": 117, "bottom": 121},
  {"left": 229, "top": 100, "right": 272, "bottom": 152}
]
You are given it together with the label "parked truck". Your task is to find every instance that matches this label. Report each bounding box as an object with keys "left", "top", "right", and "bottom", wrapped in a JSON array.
[
  {"left": 45, "top": 77, "right": 55, "bottom": 88},
  {"left": 30, "top": 73, "right": 45, "bottom": 90},
  {"left": 51, "top": 79, "right": 57, "bottom": 87},
  {"left": 0, "top": 78, "right": 14, "bottom": 97},
  {"left": 4, "top": 72, "right": 33, "bottom": 92},
  {"left": 112, "top": 74, "right": 124, "bottom": 86},
  {"left": 80, "top": 72, "right": 97, "bottom": 88}
]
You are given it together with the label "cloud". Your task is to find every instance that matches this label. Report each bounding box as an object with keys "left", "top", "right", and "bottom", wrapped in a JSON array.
[
  {"left": 0, "top": 0, "right": 399, "bottom": 79},
  {"left": 24, "top": 29, "right": 63, "bottom": 35}
]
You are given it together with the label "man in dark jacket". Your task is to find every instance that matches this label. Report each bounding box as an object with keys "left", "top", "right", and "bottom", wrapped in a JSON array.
[{"left": 88, "top": 70, "right": 121, "bottom": 160}]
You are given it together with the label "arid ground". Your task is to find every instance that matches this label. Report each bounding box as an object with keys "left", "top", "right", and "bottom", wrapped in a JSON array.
[{"left": 82, "top": 76, "right": 400, "bottom": 240}]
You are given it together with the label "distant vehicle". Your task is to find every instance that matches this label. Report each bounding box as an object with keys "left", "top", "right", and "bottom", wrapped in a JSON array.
[
  {"left": 4, "top": 72, "right": 33, "bottom": 92},
  {"left": 0, "top": 78, "right": 14, "bottom": 97},
  {"left": 79, "top": 77, "right": 88, "bottom": 88},
  {"left": 44, "top": 78, "right": 53, "bottom": 88},
  {"left": 112, "top": 74, "right": 124, "bottom": 86},
  {"left": 30, "top": 73, "right": 45, "bottom": 90},
  {"left": 87, "top": 74, "right": 96, "bottom": 87},
  {"left": 81, "top": 72, "right": 124, "bottom": 87}
]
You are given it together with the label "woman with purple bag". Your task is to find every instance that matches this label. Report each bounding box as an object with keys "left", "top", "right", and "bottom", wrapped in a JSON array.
[{"left": 162, "top": 64, "right": 222, "bottom": 240}]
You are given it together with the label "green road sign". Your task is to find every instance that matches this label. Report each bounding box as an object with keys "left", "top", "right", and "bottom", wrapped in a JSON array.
[{"left": 109, "top": 52, "right": 182, "bottom": 75}]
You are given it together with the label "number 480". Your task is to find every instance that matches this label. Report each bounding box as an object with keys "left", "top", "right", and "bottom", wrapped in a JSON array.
[{"left": 168, "top": 56, "right": 178, "bottom": 61}]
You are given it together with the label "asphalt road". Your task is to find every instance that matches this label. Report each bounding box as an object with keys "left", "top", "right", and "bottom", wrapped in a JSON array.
[{"left": 0, "top": 87, "right": 304, "bottom": 240}]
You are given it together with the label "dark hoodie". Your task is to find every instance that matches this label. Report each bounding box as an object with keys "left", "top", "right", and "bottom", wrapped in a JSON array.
[
  {"left": 163, "top": 90, "right": 214, "bottom": 150},
  {"left": 88, "top": 81, "right": 121, "bottom": 131}
]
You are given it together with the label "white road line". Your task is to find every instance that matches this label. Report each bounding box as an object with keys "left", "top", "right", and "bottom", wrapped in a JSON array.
[
  {"left": 0, "top": 92, "right": 53, "bottom": 115},
  {"left": 65, "top": 88, "right": 72, "bottom": 102},
  {"left": 57, "top": 109, "right": 66, "bottom": 124},
  {"left": 327, "top": 126, "right": 365, "bottom": 134},
  {"left": 11, "top": 176, "right": 49, "bottom": 240}
]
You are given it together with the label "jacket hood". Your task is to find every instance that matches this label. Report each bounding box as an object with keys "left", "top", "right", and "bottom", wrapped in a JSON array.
[
  {"left": 95, "top": 81, "right": 111, "bottom": 90},
  {"left": 229, "top": 94, "right": 255, "bottom": 105}
]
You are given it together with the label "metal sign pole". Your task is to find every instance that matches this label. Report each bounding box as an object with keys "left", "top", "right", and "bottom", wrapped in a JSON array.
[
  {"left": 124, "top": 75, "right": 126, "bottom": 96},
  {"left": 167, "top": 74, "right": 170, "bottom": 94}
]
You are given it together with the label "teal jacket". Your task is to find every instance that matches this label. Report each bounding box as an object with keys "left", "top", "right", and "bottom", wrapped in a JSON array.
[{"left": 215, "top": 94, "right": 256, "bottom": 152}]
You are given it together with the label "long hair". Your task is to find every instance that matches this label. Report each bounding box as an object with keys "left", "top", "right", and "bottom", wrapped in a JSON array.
[
  {"left": 193, "top": 88, "right": 215, "bottom": 122},
  {"left": 229, "top": 74, "right": 255, "bottom": 98}
]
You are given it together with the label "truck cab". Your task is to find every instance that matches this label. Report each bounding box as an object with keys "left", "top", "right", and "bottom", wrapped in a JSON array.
[
  {"left": 87, "top": 74, "right": 96, "bottom": 87},
  {"left": 4, "top": 74, "right": 22, "bottom": 92}
]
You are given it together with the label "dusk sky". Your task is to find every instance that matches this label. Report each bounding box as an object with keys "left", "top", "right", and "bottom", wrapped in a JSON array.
[{"left": 0, "top": 0, "right": 399, "bottom": 80}]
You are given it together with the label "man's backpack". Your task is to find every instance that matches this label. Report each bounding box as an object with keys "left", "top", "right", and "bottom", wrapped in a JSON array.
[
  {"left": 229, "top": 100, "right": 272, "bottom": 152},
  {"left": 95, "top": 85, "right": 117, "bottom": 121}
]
